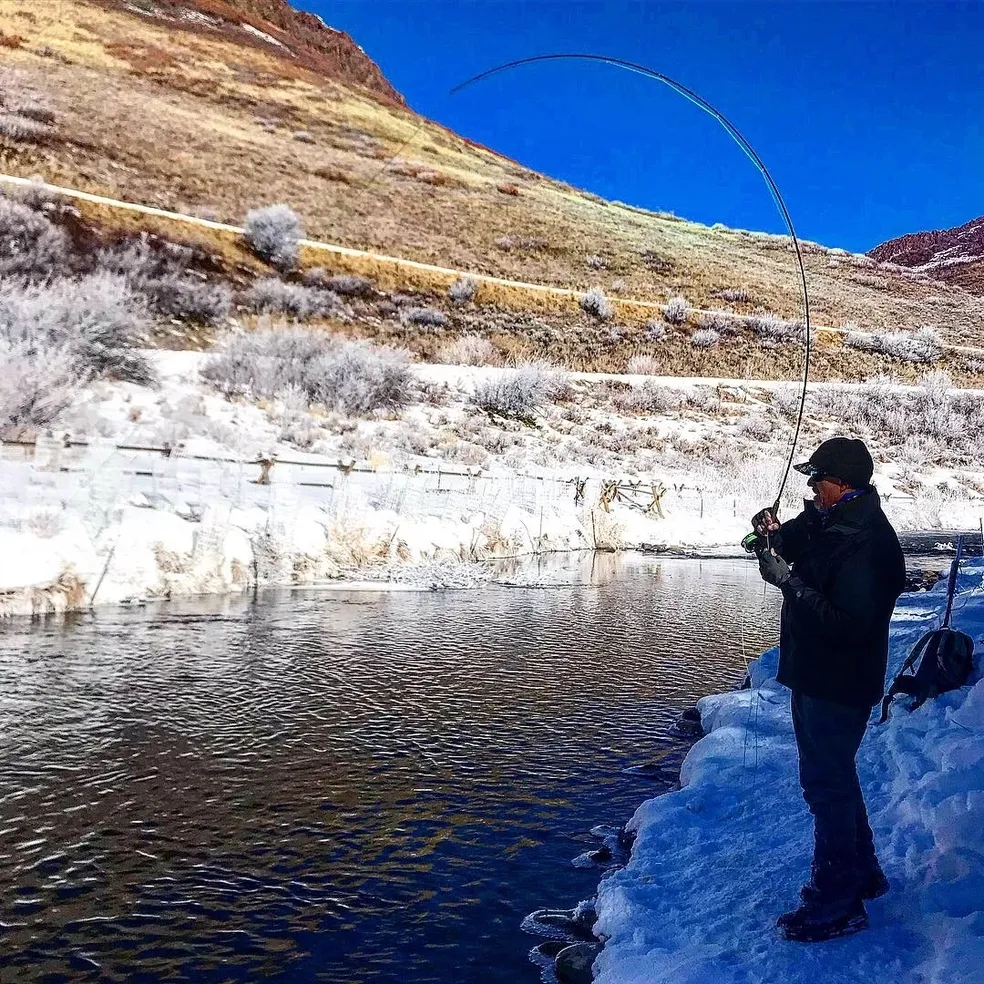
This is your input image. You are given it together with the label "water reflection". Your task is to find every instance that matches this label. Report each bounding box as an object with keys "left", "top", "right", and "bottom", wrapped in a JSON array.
[{"left": 0, "top": 554, "right": 780, "bottom": 984}]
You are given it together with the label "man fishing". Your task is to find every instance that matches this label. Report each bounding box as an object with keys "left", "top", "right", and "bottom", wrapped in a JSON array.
[{"left": 751, "top": 436, "right": 906, "bottom": 943}]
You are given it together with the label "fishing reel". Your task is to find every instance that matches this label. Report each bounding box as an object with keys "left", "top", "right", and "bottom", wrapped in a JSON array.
[{"left": 741, "top": 503, "right": 780, "bottom": 555}]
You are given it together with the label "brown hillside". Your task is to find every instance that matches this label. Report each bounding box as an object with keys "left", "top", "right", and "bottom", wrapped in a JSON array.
[
  {"left": 1, "top": 0, "right": 983, "bottom": 373},
  {"left": 96, "top": 0, "right": 404, "bottom": 103}
]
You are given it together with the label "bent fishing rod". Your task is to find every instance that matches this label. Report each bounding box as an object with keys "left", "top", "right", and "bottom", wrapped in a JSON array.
[
  {"left": 448, "top": 54, "right": 812, "bottom": 541},
  {"left": 368, "top": 55, "right": 813, "bottom": 540}
]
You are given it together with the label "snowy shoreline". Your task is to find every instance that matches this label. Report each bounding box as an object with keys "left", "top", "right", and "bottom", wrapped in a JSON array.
[{"left": 581, "top": 562, "right": 984, "bottom": 984}]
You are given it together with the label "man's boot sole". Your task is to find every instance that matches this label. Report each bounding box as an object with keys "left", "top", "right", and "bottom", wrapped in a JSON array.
[{"left": 780, "top": 911, "right": 869, "bottom": 943}]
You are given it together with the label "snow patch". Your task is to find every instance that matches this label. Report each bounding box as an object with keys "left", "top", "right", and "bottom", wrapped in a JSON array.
[{"left": 241, "top": 23, "right": 292, "bottom": 53}]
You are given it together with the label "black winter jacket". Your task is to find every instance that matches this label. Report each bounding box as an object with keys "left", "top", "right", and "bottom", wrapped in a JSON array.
[{"left": 772, "top": 489, "right": 906, "bottom": 708}]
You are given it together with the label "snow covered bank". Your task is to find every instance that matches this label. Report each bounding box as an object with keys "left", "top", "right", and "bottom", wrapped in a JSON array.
[
  {"left": 593, "top": 564, "right": 984, "bottom": 984},
  {"left": 3, "top": 350, "right": 984, "bottom": 613}
]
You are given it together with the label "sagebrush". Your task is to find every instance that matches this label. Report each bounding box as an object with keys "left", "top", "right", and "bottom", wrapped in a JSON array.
[{"left": 203, "top": 325, "right": 412, "bottom": 415}]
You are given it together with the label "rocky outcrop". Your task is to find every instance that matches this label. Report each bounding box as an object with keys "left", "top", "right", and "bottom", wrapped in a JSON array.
[
  {"left": 101, "top": 0, "right": 404, "bottom": 103},
  {"left": 869, "top": 215, "right": 984, "bottom": 293}
]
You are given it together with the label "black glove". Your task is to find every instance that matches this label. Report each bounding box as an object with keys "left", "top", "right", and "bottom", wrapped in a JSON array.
[
  {"left": 758, "top": 549, "right": 792, "bottom": 587},
  {"left": 751, "top": 507, "right": 780, "bottom": 537}
]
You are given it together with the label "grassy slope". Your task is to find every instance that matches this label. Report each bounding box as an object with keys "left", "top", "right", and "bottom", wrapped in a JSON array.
[{"left": 1, "top": 0, "right": 983, "bottom": 383}]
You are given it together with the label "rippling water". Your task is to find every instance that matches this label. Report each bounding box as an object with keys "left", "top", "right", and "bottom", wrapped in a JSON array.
[{"left": 0, "top": 554, "right": 780, "bottom": 983}]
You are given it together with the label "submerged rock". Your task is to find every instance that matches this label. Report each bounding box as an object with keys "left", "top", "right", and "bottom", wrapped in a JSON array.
[
  {"left": 525, "top": 904, "right": 597, "bottom": 941},
  {"left": 555, "top": 942, "right": 602, "bottom": 984}
]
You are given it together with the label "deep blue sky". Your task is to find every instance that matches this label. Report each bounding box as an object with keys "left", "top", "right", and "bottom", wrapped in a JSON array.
[{"left": 309, "top": 2, "right": 983, "bottom": 252}]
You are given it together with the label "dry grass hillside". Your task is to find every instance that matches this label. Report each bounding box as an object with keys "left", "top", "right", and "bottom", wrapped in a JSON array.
[{"left": 0, "top": 0, "right": 982, "bottom": 383}]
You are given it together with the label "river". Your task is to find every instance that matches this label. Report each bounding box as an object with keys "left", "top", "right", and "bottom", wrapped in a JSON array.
[{"left": 0, "top": 554, "right": 784, "bottom": 983}]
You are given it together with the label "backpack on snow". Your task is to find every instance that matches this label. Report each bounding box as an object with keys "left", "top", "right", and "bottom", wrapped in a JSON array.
[
  {"left": 879, "top": 533, "right": 977, "bottom": 725},
  {"left": 878, "top": 627, "right": 975, "bottom": 724}
]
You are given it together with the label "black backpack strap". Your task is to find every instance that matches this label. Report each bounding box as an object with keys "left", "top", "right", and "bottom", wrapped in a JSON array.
[{"left": 878, "top": 632, "right": 935, "bottom": 725}]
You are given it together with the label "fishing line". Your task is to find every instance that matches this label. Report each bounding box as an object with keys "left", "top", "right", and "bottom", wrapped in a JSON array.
[{"left": 449, "top": 53, "right": 812, "bottom": 515}]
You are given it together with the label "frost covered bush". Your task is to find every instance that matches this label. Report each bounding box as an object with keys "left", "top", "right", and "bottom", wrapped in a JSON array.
[
  {"left": 242, "top": 204, "right": 303, "bottom": 271},
  {"left": 100, "top": 236, "right": 231, "bottom": 326},
  {"left": 0, "top": 272, "right": 153, "bottom": 384},
  {"left": 436, "top": 335, "right": 499, "bottom": 366},
  {"left": 448, "top": 276, "right": 478, "bottom": 304},
  {"left": 738, "top": 413, "right": 772, "bottom": 441},
  {"left": 244, "top": 278, "right": 341, "bottom": 319},
  {"left": 748, "top": 313, "right": 805, "bottom": 346},
  {"left": 400, "top": 306, "right": 447, "bottom": 328},
  {"left": 644, "top": 319, "right": 668, "bottom": 342},
  {"left": 614, "top": 381, "right": 684, "bottom": 414},
  {"left": 662, "top": 296, "right": 689, "bottom": 324},
  {"left": 303, "top": 270, "right": 376, "bottom": 297},
  {"left": 690, "top": 328, "right": 720, "bottom": 348},
  {"left": 203, "top": 326, "right": 411, "bottom": 416},
  {"left": 139, "top": 274, "right": 232, "bottom": 326},
  {"left": 470, "top": 362, "right": 564, "bottom": 419},
  {"left": 0, "top": 196, "right": 68, "bottom": 279},
  {"left": 712, "top": 287, "right": 751, "bottom": 304},
  {"left": 845, "top": 326, "right": 943, "bottom": 364},
  {"left": 627, "top": 354, "right": 662, "bottom": 375},
  {"left": 0, "top": 338, "right": 79, "bottom": 432},
  {"left": 580, "top": 288, "right": 611, "bottom": 320},
  {"left": 805, "top": 372, "right": 984, "bottom": 459},
  {"left": 700, "top": 311, "right": 740, "bottom": 335},
  {"left": 771, "top": 386, "right": 803, "bottom": 418}
]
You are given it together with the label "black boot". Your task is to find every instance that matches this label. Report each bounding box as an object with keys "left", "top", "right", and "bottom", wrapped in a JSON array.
[
  {"left": 777, "top": 896, "right": 869, "bottom": 943},
  {"left": 800, "top": 864, "right": 889, "bottom": 904}
]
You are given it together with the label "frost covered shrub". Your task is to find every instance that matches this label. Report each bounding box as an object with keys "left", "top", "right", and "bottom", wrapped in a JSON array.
[
  {"left": 139, "top": 273, "right": 232, "bottom": 326},
  {"left": 580, "top": 288, "right": 611, "bottom": 320},
  {"left": 203, "top": 326, "right": 411, "bottom": 415},
  {"left": 738, "top": 414, "right": 772, "bottom": 441},
  {"left": 644, "top": 319, "right": 668, "bottom": 342},
  {"left": 448, "top": 276, "right": 478, "bottom": 304},
  {"left": 748, "top": 313, "right": 805, "bottom": 346},
  {"left": 99, "top": 236, "right": 231, "bottom": 326},
  {"left": 242, "top": 204, "right": 303, "bottom": 271},
  {"left": 700, "top": 311, "right": 740, "bottom": 335},
  {"left": 0, "top": 272, "right": 153, "bottom": 384},
  {"left": 437, "top": 335, "right": 499, "bottom": 366},
  {"left": 690, "top": 328, "right": 720, "bottom": 348},
  {"left": 0, "top": 196, "right": 68, "bottom": 279},
  {"left": 771, "top": 386, "right": 803, "bottom": 418},
  {"left": 0, "top": 338, "right": 79, "bottom": 432},
  {"left": 626, "top": 354, "right": 661, "bottom": 375},
  {"left": 303, "top": 269, "right": 375, "bottom": 297},
  {"left": 400, "top": 306, "right": 447, "bottom": 328},
  {"left": 614, "top": 381, "right": 684, "bottom": 414},
  {"left": 470, "top": 362, "right": 564, "bottom": 419},
  {"left": 244, "top": 278, "right": 341, "bottom": 319},
  {"left": 713, "top": 287, "right": 751, "bottom": 304},
  {"left": 325, "top": 274, "right": 375, "bottom": 297},
  {"left": 845, "top": 326, "right": 943, "bottom": 364},
  {"left": 687, "top": 386, "right": 719, "bottom": 411},
  {"left": 662, "top": 296, "right": 689, "bottom": 324}
]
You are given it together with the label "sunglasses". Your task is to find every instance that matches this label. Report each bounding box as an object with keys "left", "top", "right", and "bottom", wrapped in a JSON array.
[{"left": 793, "top": 462, "right": 833, "bottom": 482}]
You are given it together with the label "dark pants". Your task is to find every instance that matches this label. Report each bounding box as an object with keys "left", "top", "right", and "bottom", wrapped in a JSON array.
[{"left": 791, "top": 691, "right": 877, "bottom": 905}]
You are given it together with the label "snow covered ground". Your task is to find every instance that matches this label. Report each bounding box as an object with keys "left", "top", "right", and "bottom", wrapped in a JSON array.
[
  {"left": 594, "top": 563, "right": 984, "bottom": 984},
  {"left": 2, "top": 351, "right": 984, "bottom": 614}
]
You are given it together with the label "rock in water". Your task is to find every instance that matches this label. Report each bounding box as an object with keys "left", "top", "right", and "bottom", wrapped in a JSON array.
[{"left": 555, "top": 942, "right": 602, "bottom": 983}]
